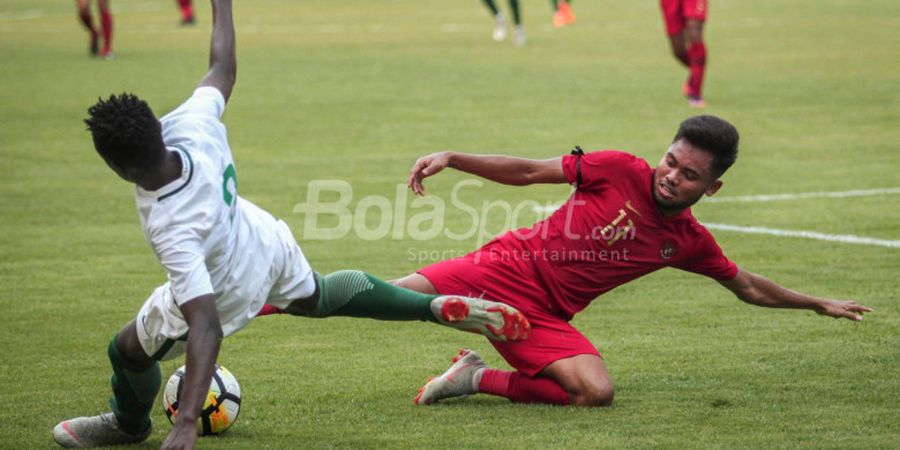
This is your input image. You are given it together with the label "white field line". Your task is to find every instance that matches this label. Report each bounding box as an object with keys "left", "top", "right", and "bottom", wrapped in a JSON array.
[
  {"left": 530, "top": 187, "right": 900, "bottom": 215},
  {"left": 530, "top": 187, "right": 899, "bottom": 249},
  {"left": 704, "top": 187, "right": 900, "bottom": 203},
  {"left": 703, "top": 223, "right": 900, "bottom": 249}
]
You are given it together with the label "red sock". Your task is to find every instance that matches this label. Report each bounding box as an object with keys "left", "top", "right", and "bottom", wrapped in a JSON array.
[
  {"left": 177, "top": 0, "right": 194, "bottom": 20},
  {"left": 479, "top": 369, "right": 570, "bottom": 405},
  {"left": 256, "top": 304, "right": 286, "bottom": 316},
  {"left": 100, "top": 10, "right": 113, "bottom": 54},
  {"left": 687, "top": 41, "right": 707, "bottom": 98}
]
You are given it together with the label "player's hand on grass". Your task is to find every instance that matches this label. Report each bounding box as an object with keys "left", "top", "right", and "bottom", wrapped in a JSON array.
[
  {"left": 814, "top": 299, "right": 873, "bottom": 321},
  {"left": 408, "top": 151, "right": 451, "bottom": 196},
  {"left": 161, "top": 421, "right": 198, "bottom": 450}
]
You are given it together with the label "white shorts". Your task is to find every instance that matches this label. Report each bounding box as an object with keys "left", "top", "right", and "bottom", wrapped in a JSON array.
[{"left": 135, "top": 220, "right": 315, "bottom": 361}]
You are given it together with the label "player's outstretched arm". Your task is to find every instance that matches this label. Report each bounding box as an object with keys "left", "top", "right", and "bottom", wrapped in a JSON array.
[
  {"left": 161, "top": 294, "right": 223, "bottom": 450},
  {"left": 407, "top": 151, "right": 565, "bottom": 195},
  {"left": 198, "top": 0, "right": 236, "bottom": 103},
  {"left": 718, "top": 268, "right": 872, "bottom": 321}
]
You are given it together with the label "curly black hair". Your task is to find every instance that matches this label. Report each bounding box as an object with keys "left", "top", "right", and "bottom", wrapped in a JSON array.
[
  {"left": 673, "top": 115, "right": 739, "bottom": 178},
  {"left": 85, "top": 93, "right": 165, "bottom": 170}
]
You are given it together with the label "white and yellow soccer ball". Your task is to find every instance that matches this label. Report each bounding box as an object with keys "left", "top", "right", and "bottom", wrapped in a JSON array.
[{"left": 163, "top": 364, "right": 241, "bottom": 435}]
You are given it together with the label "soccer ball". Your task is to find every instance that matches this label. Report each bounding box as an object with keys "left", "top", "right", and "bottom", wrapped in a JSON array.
[{"left": 162, "top": 364, "right": 242, "bottom": 435}]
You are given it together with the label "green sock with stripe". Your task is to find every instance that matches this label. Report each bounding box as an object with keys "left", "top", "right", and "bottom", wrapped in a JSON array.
[{"left": 310, "top": 270, "right": 439, "bottom": 323}]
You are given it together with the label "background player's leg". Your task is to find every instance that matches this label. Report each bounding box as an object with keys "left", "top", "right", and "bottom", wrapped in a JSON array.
[
  {"left": 176, "top": 0, "right": 195, "bottom": 25},
  {"left": 508, "top": 0, "right": 521, "bottom": 26},
  {"left": 97, "top": 0, "right": 113, "bottom": 58},
  {"left": 508, "top": 0, "right": 526, "bottom": 45},
  {"left": 482, "top": 0, "right": 500, "bottom": 17},
  {"left": 75, "top": 0, "right": 98, "bottom": 56},
  {"left": 684, "top": 19, "right": 706, "bottom": 105},
  {"left": 481, "top": 0, "right": 508, "bottom": 42},
  {"left": 668, "top": 32, "right": 689, "bottom": 67},
  {"left": 108, "top": 321, "right": 160, "bottom": 434}
]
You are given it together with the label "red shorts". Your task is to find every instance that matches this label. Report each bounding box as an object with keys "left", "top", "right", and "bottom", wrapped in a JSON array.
[
  {"left": 660, "top": 0, "right": 708, "bottom": 36},
  {"left": 418, "top": 252, "right": 600, "bottom": 377}
]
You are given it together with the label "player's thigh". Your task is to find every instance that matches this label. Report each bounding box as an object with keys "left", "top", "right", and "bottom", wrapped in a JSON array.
[
  {"left": 684, "top": 19, "right": 704, "bottom": 45},
  {"left": 134, "top": 284, "right": 190, "bottom": 361},
  {"left": 490, "top": 314, "right": 600, "bottom": 375},
  {"left": 660, "top": 0, "right": 686, "bottom": 36},
  {"left": 541, "top": 354, "right": 614, "bottom": 406},
  {"left": 266, "top": 221, "right": 317, "bottom": 310},
  {"left": 390, "top": 273, "right": 439, "bottom": 295}
]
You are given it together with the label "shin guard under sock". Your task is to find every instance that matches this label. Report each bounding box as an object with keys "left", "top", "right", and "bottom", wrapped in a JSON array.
[
  {"left": 479, "top": 369, "right": 570, "bottom": 405},
  {"left": 312, "top": 270, "right": 438, "bottom": 322},
  {"left": 107, "top": 337, "right": 160, "bottom": 434}
]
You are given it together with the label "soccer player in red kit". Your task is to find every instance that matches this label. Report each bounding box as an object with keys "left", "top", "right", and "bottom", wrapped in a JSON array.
[
  {"left": 75, "top": 0, "right": 113, "bottom": 59},
  {"left": 399, "top": 115, "right": 872, "bottom": 407},
  {"left": 660, "top": 0, "right": 708, "bottom": 107}
]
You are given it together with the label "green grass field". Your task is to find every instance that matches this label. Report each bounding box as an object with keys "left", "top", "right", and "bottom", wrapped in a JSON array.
[{"left": 1, "top": 0, "right": 898, "bottom": 448}]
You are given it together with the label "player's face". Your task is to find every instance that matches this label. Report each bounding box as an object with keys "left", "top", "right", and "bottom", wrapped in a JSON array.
[
  {"left": 652, "top": 139, "right": 722, "bottom": 215},
  {"left": 103, "top": 157, "right": 139, "bottom": 183}
]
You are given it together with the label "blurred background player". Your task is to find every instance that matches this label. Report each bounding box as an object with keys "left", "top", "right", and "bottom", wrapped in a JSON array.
[
  {"left": 75, "top": 0, "right": 112, "bottom": 59},
  {"left": 660, "top": 0, "right": 708, "bottom": 107},
  {"left": 481, "top": 0, "right": 525, "bottom": 46},
  {"left": 551, "top": 0, "right": 575, "bottom": 28},
  {"left": 176, "top": 0, "right": 196, "bottom": 25}
]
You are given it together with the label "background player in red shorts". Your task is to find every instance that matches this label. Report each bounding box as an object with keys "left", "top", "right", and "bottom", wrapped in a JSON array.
[
  {"left": 660, "top": 0, "right": 708, "bottom": 107},
  {"left": 398, "top": 115, "right": 872, "bottom": 407}
]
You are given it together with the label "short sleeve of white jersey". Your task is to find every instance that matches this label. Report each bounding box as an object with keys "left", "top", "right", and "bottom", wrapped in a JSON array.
[
  {"left": 164, "top": 86, "right": 226, "bottom": 120},
  {"left": 157, "top": 237, "right": 215, "bottom": 305}
]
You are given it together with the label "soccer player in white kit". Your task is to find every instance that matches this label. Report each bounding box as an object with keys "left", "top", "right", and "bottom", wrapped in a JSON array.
[{"left": 52, "top": 1, "right": 529, "bottom": 448}]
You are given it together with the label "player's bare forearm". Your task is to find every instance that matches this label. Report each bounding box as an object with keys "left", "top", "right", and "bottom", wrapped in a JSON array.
[
  {"left": 408, "top": 151, "right": 564, "bottom": 195},
  {"left": 719, "top": 268, "right": 872, "bottom": 321},
  {"left": 448, "top": 152, "right": 564, "bottom": 185},
  {"left": 198, "top": 0, "right": 236, "bottom": 102},
  {"left": 168, "top": 295, "right": 222, "bottom": 435}
]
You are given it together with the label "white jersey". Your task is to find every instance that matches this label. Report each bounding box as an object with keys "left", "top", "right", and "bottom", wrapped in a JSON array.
[{"left": 135, "top": 87, "right": 305, "bottom": 338}]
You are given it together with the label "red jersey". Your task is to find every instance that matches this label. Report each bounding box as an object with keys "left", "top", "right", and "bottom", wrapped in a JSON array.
[{"left": 469, "top": 150, "right": 737, "bottom": 320}]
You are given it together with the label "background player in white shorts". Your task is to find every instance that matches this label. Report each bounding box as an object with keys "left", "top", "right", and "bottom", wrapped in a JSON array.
[{"left": 52, "top": 1, "right": 529, "bottom": 449}]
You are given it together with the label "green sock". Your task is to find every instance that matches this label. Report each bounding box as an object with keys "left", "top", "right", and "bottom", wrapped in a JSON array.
[
  {"left": 509, "top": 0, "right": 521, "bottom": 25},
  {"left": 482, "top": 0, "right": 499, "bottom": 16},
  {"left": 107, "top": 337, "right": 160, "bottom": 435},
  {"left": 311, "top": 270, "right": 439, "bottom": 323}
]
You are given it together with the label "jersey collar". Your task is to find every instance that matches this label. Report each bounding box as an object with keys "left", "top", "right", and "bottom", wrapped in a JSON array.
[{"left": 136, "top": 148, "right": 194, "bottom": 201}]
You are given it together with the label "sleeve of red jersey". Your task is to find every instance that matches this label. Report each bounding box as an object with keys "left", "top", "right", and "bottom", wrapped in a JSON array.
[
  {"left": 673, "top": 225, "right": 739, "bottom": 281},
  {"left": 562, "top": 150, "right": 639, "bottom": 191}
]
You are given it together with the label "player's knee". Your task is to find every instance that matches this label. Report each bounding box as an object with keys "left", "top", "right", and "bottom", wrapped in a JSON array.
[
  {"left": 571, "top": 382, "right": 614, "bottom": 407},
  {"left": 390, "top": 273, "right": 438, "bottom": 294},
  {"left": 671, "top": 46, "right": 688, "bottom": 61}
]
